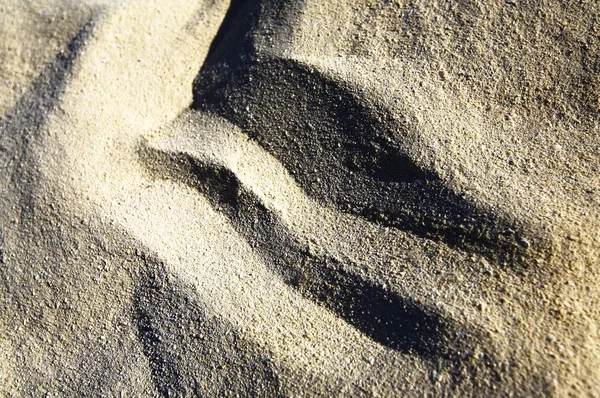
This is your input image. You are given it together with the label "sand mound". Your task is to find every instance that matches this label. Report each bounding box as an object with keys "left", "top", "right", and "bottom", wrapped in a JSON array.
[{"left": 1, "top": 0, "right": 599, "bottom": 396}]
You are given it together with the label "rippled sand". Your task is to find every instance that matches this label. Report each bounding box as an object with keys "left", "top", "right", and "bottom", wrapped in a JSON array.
[{"left": 1, "top": 0, "right": 599, "bottom": 396}]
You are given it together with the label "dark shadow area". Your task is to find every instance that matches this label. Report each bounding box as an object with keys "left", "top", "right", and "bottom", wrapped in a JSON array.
[
  {"left": 133, "top": 258, "right": 284, "bottom": 397},
  {"left": 193, "top": 54, "right": 531, "bottom": 269},
  {"left": 0, "top": 18, "right": 94, "bottom": 150},
  {"left": 133, "top": 265, "right": 184, "bottom": 397},
  {"left": 201, "top": 0, "right": 259, "bottom": 70},
  {"left": 139, "top": 147, "right": 496, "bottom": 376},
  {"left": 0, "top": 17, "right": 96, "bottom": 227},
  {"left": 188, "top": 0, "right": 536, "bottom": 270}
]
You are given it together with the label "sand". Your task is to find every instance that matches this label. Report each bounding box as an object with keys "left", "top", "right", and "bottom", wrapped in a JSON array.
[{"left": 1, "top": 0, "right": 599, "bottom": 396}]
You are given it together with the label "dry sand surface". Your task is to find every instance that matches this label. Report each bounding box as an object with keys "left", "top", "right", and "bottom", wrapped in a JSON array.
[{"left": 1, "top": 0, "right": 599, "bottom": 396}]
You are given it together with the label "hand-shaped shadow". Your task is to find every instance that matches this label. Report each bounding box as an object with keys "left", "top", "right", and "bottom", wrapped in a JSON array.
[
  {"left": 191, "top": 0, "right": 534, "bottom": 269},
  {"left": 140, "top": 113, "right": 500, "bottom": 385}
]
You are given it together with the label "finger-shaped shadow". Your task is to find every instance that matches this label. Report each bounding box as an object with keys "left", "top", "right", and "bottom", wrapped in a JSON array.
[
  {"left": 0, "top": 17, "right": 95, "bottom": 222},
  {"left": 191, "top": 0, "right": 536, "bottom": 270},
  {"left": 133, "top": 259, "right": 284, "bottom": 397},
  {"left": 140, "top": 146, "right": 499, "bottom": 383},
  {"left": 193, "top": 59, "right": 533, "bottom": 271},
  {"left": 1, "top": 18, "right": 95, "bottom": 149}
]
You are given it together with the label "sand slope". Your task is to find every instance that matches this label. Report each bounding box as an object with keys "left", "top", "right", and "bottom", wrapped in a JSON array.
[{"left": 1, "top": 0, "right": 599, "bottom": 396}]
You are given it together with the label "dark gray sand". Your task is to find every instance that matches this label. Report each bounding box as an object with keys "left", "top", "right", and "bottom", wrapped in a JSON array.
[{"left": 1, "top": 0, "right": 599, "bottom": 396}]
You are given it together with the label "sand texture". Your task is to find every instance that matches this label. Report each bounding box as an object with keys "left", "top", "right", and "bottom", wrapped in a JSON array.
[{"left": 1, "top": 0, "right": 599, "bottom": 396}]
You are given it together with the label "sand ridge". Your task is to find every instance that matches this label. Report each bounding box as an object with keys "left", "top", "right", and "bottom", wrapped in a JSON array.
[{"left": 1, "top": 0, "right": 599, "bottom": 396}]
